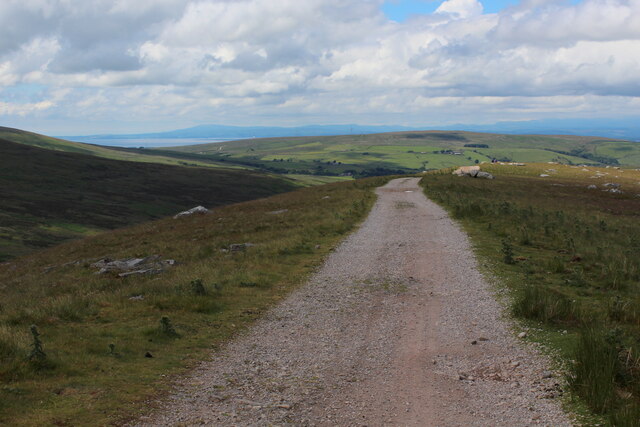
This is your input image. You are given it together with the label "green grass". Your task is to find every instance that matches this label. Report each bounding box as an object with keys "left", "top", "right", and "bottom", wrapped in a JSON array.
[
  {"left": 0, "top": 138, "right": 296, "bottom": 260},
  {"left": 420, "top": 163, "right": 640, "bottom": 425},
  {"left": 0, "top": 175, "right": 389, "bottom": 426},
  {"left": 167, "top": 131, "right": 640, "bottom": 177}
]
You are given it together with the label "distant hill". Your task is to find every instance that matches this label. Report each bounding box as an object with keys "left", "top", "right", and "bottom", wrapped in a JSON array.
[
  {"left": 62, "top": 124, "right": 416, "bottom": 141},
  {"left": 439, "top": 118, "right": 640, "bottom": 142},
  {"left": 0, "top": 138, "right": 296, "bottom": 260},
  {"left": 164, "top": 130, "right": 640, "bottom": 175},
  {"left": 0, "top": 126, "right": 239, "bottom": 169},
  {"left": 62, "top": 118, "right": 640, "bottom": 143}
]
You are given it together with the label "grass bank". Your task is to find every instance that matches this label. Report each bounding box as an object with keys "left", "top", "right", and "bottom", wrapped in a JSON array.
[
  {"left": 0, "top": 175, "right": 389, "bottom": 426},
  {"left": 420, "top": 163, "right": 640, "bottom": 425}
]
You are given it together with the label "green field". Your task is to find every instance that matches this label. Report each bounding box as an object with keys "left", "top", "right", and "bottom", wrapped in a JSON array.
[
  {"left": 164, "top": 131, "right": 640, "bottom": 178},
  {"left": 0, "top": 138, "right": 296, "bottom": 260},
  {"left": 421, "top": 164, "right": 640, "bottom": 425}
]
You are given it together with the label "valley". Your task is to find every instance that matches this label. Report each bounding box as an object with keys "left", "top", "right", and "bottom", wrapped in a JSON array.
[{"left": 1, "top": 126, "right": 640, "bottom": 425}]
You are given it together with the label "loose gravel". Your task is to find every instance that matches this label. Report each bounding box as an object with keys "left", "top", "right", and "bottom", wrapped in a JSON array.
[{"left": 136, "top": 177, "right": 571, "bottom": 426}]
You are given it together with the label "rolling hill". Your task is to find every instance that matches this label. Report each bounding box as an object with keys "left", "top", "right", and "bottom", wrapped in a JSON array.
[
  {"left": 0, "top": 138, "right": 296, "bottom": 260},
  {"left": 0, "top": 127, "right": 240, "bottom": 169},
  {"left": 165, "top": 130, "right": 640, "bottom": 174}
]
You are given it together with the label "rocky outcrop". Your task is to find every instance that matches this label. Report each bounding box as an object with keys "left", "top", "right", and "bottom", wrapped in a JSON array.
[
  {"left": 174, "top": 206, "right": 209, "bottom": 219},
  {"left": 91, "top": 255, "right": 175, "bottom": 277},
  {"left": 452, "top": 166, "right": 494, "bottom": 179}
]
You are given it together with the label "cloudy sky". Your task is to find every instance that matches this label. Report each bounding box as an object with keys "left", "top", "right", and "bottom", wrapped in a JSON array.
[{"left": 1, "top": 0, "right": 639, "bottom": 135}]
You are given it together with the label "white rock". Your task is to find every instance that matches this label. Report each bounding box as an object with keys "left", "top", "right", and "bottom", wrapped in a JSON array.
[{"left": 174, "top": 205, "right": 209, "bottom": 219}]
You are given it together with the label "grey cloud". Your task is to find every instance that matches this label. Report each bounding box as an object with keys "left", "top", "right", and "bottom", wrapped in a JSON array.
[
  {"left": 49, "top": 43, "right": 141, "bottom": 73},
  {"left": 1, "top": 0, "right": 640, "bottom": 130}
]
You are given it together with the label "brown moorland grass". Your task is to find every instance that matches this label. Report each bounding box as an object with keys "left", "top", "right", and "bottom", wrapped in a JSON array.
[
  {"left": 0, "top": 175, "right": 389, "bottom": 426},
  {"left": 421, "top": 163, "right": 640, "bottom": 425}
]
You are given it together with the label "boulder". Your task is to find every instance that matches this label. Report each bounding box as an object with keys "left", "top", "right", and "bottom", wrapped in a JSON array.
[
  {"left": 229, "top": 243, "right": 255, "bottom": 252},
  {"left": 173, "top": 206, "right": 209, "bottom": 219},
  {"left": 476, "top": 171, "right": 494, "bottom": 179},
  {"left": 452, "top": 166, "right": 480, "bottom": 176},
  {"left": 91, "top": 255, "right": 175, "bottom": 277},
  {"left": 452, "top": 166, "right": 493, "bottom": 179}
]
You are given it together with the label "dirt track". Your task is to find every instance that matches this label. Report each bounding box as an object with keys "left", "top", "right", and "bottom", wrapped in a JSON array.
[{"left": 138, "top": 177, "right": 570, "bottom": 426}]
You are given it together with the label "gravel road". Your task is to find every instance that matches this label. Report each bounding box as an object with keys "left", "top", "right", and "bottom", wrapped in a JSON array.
[{"left": 137, "top": 177, "right": 571, "bottom": 426}]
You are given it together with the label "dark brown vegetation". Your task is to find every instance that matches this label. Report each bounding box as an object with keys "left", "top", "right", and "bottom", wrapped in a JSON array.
[{"left": 0, "top": 139, "right": 296, "bottom": 260}]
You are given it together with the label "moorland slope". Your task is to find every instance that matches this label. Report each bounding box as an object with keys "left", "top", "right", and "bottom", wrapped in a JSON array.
[{"left": 0, "top": 138, "right": 296, "bottom": 260}]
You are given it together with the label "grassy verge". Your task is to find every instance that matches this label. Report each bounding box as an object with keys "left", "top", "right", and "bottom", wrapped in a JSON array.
[
  {"left": 0, "top": 176, "right": 389, "bottom": 426},
  {"left": 420, "top": 164, "right": 640, "bottom": 425}
]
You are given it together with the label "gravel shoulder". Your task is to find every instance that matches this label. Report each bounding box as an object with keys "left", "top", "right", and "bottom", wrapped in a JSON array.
[{"left": 137, "top": 177, "right": 571, "bottom": 426}]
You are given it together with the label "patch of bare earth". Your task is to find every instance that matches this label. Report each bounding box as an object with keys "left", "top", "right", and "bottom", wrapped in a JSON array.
[{"left": 136, "top": 177, "right": 571, "bottom": 426}]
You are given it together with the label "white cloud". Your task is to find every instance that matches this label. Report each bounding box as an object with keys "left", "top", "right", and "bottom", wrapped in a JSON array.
[
  {"left": 0, "top": 0, "right": 639, "bottom": 132},
  {"left": 435, "top": 0, "right": 483, "bottom": 19}
]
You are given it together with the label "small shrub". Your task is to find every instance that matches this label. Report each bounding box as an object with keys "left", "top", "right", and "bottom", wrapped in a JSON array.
[
  {"left": 190, "top": 279, "right": 207, "bottom": 296},
  {"left": 28, "top": 325, "right": 46, "bottom": 361},
  {"left": 501, "top": 239, "right": 515, "bottom": 265}
]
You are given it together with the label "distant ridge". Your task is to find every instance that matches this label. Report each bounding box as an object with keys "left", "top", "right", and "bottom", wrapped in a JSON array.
[
  {"left": 62, "top": 124, "right": 418, "bottom": 141},
  {"left": 60, "top": 118, "right": 640, "bottom": 143}
]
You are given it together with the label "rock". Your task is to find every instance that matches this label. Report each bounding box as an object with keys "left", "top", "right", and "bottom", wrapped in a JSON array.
[
  {"left": 476, "top": 171, "right": 494, "bottom": 179},
  {"left": 605, "top": 188, "right": 623, "bottom": 194},
  {"left": 145, "top": 351, "right": 153, "bottom": 358},
  {"left": 229, "top": 243, "right": 255, "bottom": 252},
  {"left": 452, "top": 166, "right": 480, "bottom": 176},
  {"left": 587, "top": 185, "right": 597, "bottom": 189},
  {"left": 511, "top": 361, "right": 520, "bottom": 368},
  {"left": 452, "top": 166, "right": 494, "bottom": 179},
  {"left": 91, "top": 255, "right": 174, "bottom": 277},
  {"left": 539, "top": 174, "right": 550, "bottom": 177},
  {"left": 603, "top": 182, "right": 621, "bottom": 188},
  {"left": 471, "top": 340, "right": 478, "bottom": 345},
  {"left": 542, "top": 371, "right": 554, "bottom": 379},
  {"left": 129, "top": 295, "right": 145, "bottom": 301},
  {"left": 173, "top": 205, "right": 209, "bottom": 219},
  {"left": 267, "top": 209, "right": 289, "bottom": 215},
  {"left": 518, "top": 331, "right": 528, "bottom": 338}
]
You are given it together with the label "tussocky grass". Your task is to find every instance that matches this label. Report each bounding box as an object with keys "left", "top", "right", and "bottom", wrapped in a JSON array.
[
  {"left": 420, "top": 163, "right": 640, "bottom": 425},
  {"left": 0, "top": 175, "right": 390, "bottom": 426}
]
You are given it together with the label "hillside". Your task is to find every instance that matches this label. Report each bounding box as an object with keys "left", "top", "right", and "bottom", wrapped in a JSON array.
[
  {"left": 0, "top": 127, "right": 238, "bottom": 169},
  {"left": 0, "top": 139, "right": 296, "bottom": 260},
  {"left": 0, "top": 175, "right": 387, "bottom": 426},
  {"left": 166, "top": 130, "right": 640, "bottom": 174}
]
